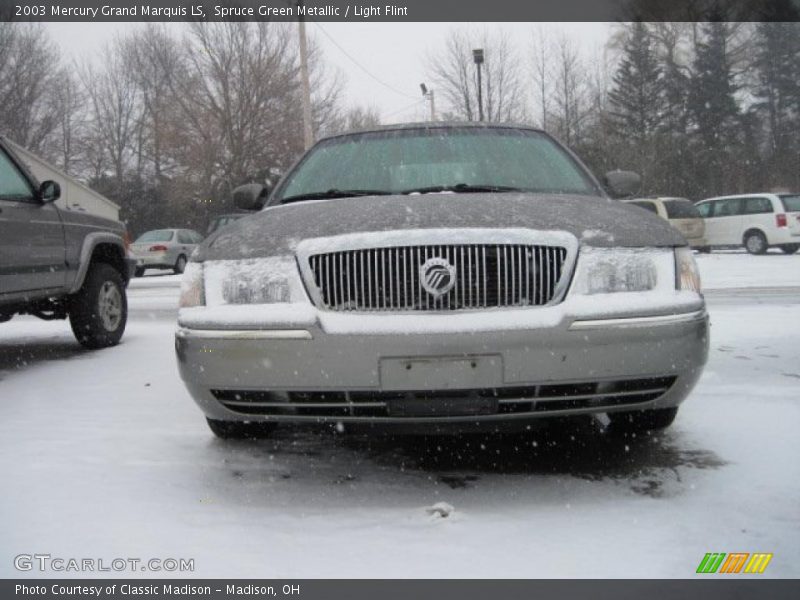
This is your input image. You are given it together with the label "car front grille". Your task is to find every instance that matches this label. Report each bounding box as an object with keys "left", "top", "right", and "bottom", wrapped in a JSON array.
[
  {"left": 307, "top": 244, "right": 568, "bottom": 311},
  {"left": 211, "top": 376, "right": 676, "bottom": 419}
]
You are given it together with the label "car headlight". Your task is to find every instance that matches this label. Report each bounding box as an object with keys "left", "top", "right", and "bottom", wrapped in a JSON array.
[
  {"left": 178, "top": 262, "right": 205, "bottom": 308},
  {"left": 675, "top": 246, "right": 702, "bottom": 292},
  {"left": 203, "top": 257, "right": 308, "bottom": 306},
  {"left": 570, "top": 247, "right": 675, "bottom": 295}
]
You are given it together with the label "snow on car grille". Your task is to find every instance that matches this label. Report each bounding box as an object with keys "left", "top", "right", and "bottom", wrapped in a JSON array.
[
  {"left": 211, "top": 376, "right": 677, "bottom": 419},
  {"left": 307, "top": 244, "right": 568, "bottom": 311}
]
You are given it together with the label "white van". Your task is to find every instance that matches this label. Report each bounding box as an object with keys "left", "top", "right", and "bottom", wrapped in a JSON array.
[
  {"left": 694, "top": 193, "right": 800, "bottom": 254},
  {"left": 622, "top": 197, "right": 706, "bottom": 248}
]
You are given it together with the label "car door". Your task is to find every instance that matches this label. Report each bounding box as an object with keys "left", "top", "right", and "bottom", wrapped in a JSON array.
[
  {"left": 713, "top": 198, "right": 744, "bottom": 245},
  {"left": 0, "top": 145, "right": 66, "bottom": 295},
  {"left": 741, "top": 196, "right": 774, "bottom": 242}
]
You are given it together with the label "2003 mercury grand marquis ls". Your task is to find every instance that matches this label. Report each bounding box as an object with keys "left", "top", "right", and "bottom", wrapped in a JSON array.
[{"left": 175, "top": 123, "right": 708, "bottom": 439}]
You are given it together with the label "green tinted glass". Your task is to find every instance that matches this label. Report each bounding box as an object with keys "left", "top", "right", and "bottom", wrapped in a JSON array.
[{"left": 277, "top": 128, "right": 598, "bottom": 202}]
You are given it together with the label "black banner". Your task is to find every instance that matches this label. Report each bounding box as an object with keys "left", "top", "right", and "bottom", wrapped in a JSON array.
[
  {"left": 4, "top": 580, "right": 800, "bottom": 600},
  {"left": 2, "top": 0, "right": 800, "bottom": 22}
]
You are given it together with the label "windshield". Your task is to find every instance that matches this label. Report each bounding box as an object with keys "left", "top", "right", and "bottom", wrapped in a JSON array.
[
  {"left": 272, "top": 127, "right": 600, "bottom": 204},
  {"left": 135, "top": 230, "right": 174, "bottom": 243},
  {"left": 780, "top": 195, "right": 800, "bottom": 212}
]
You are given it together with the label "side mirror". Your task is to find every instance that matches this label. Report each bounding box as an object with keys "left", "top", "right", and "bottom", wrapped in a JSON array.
[
  {"left": 233, "top": 182, "right": 271, "bottom": 211},
  {"left": 604, "top": 170, "right": 641, "bottom": 199},
  {"left": 39, "top": 180, "right": 61, "bottom": 203}
]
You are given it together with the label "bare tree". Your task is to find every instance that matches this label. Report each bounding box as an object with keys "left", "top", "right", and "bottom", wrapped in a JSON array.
[
  {"left": 0, "top": 23, "right": 63, "bottom": 153},
  {"left": 530, "top": 27, "right": 553, "bottom": 130},
  {"left": 173, "top": 22, "right": 302, "bottom": 197},
  {"left": 427, "top": 28, "right": 525, "bottom": 122},
  {"left": 80, "top": 38, "right": 145, "bottom": 187},
  {"left": 551, "top": 34, "right": 591, "bottom": 146},
  {"left": 50, "top": 69, "right": 87, "bottom": 175},
  {"left": 121, "top": 24, "right": 184, "bottom": 182},
  {"left": 324, "top": 104, "right": 382, "bottom": 135}
]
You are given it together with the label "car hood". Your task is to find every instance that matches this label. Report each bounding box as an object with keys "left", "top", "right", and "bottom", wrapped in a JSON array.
[
  {"left": 197, "top": 193, "right": 685, "bottom": 261},
  {"left": 57, "top": 206, "right": 126, "bottom": 234}
]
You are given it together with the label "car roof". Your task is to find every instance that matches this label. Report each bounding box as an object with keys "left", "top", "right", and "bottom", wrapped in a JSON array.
[
  {"left": 624, "top": 197, "right": 691, "bottom": 203},
  {"left": 315, "top": 121, "right": 546, "bottom": 144},
  {"left": 699, "top": 193, "right": 778, "bottom": 203}
]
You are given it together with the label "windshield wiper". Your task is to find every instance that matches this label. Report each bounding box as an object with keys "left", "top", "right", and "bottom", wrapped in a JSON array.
[
  {"left": 280, "top": 189, "right": 391, "bottom": 204},
  {"left": 401, "top": 183, "right": 524, "bottom": 195}
]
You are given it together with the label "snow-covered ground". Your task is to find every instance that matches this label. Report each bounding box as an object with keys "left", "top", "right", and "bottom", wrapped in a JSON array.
[
  {"left": 1, "top": 254, "right": 798, "bottom": 578},
  {"left": 695, "top": 250, "right": 800, "bottom": 290}
]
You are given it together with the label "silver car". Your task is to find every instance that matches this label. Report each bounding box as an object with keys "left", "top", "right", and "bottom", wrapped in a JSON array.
[
  {"left": 176, "top": 123, "right": 708, "bottom": 439},
  {"left": 130, "top": 229, "right": 203, "bottom": 276}
]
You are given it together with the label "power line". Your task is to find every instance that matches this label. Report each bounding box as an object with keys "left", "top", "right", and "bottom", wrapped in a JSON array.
[{"left": 310, "top": 21, "right": 419, "bottom": 101}]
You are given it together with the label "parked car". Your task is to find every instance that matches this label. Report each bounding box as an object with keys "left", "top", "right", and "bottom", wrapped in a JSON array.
[
  {"left": 207, "top": 213, "right": 247, "bottom": 236},
  {"left": 622, "top": 197, "right": 706, "bottom": 248},
  {"left": 0, "top": 136, "right": 133, "bottom": 348},
  {"left": 175, "top": 123, "right": 708, "bottom": 439},
  {"left": 130, "top": 228, "right": 203, "bottom": 276},
  {"left": 694, "top": 193, "right": 800, "bottom": 254}
]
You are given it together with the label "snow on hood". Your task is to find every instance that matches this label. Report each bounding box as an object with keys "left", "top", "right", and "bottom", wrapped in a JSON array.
[{"left": 197, "top": 192, "right": 685, "bottom": 261}]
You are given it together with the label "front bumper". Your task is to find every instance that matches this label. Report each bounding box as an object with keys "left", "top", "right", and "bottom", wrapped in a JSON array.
[{"left": 175, "top": 295, "right": 709, "bottom": 427}]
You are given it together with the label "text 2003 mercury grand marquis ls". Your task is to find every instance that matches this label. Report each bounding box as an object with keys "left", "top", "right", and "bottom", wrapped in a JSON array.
[{"left": 175, "top": 123, "right": 708, "bottom": 439}]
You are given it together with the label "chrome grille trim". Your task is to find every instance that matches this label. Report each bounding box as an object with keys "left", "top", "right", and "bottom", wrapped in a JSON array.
[
  {"left": 296, "top": 229, "right": 579, "bottom": 313},
  {"left": 307, "top": 243, "right": 569, "bottom": 312}
]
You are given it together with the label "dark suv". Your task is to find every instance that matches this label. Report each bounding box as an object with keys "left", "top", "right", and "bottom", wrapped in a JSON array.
[{"left": 0, "top": 137, "right": 134, "bottom": 348}]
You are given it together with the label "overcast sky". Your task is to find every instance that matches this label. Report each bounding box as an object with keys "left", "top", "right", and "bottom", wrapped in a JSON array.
[{"left": 46, "top": 22, "right": 612, "bottom": 123}]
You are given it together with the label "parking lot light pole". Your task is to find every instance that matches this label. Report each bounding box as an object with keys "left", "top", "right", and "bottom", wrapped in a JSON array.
[
  {"left": 473, "top": 48, "right": 484, "bottom": 122},
  {"left": 420, "top": 83, "right": 436, "bottom": 121}
]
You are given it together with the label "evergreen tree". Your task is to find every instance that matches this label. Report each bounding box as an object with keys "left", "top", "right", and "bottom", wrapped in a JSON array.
[
  {"left": 687, "top": 20, "right": 740, "bottom": 195},
  {"left": 608, "top": 22, "right": 664, "bottom": 144},
  {"left": 753, "top": 15, "right": 800, "bottom": 188},
  {"left": 688, "top": 21, "right": 739, "bottom": 147}
]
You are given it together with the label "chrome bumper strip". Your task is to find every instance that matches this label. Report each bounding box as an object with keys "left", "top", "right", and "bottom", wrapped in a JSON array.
[{"left": 569, "top": 310, "right": 705, "bottom": 330}]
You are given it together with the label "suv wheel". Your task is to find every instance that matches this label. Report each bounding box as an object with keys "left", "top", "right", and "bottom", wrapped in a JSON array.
[
  {"left": 174, "top": 255, "right": 187, "bottom": 274},
  {"left": 69, "top": 262, "right": 127, "bottom": 349},
  {"left": 779, "top": 244, "right": 798, "bottom": 255},
  {"left": 607, "top": 407, "right": 678, "bottom": 434},
  {"left": 206, "top": 418, "right": 277, "bottom": 439},
  {"left": 134, "top": 267, "right": 145, "bottom": 277},
  {"left": 744, "top": 231, "right": 767, "bottom": 255}
]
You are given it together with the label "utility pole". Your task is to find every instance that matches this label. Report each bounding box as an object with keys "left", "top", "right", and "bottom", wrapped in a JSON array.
[
  {"left": 297, "top": 0, "right": 314, "bottom": 149},
  {"left": 420, "top": 83, "right": 436, "bottom": 121},
  {"left": 473, "top": 48, "right": 484, "bottom": 122}
]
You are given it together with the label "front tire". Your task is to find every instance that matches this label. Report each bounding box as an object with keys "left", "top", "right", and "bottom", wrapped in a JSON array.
[
  {"left": 69, "top": 262, "right": 127, "bottom": 349},
  {"left": 744, "top": 231, "right": 768, "bottom": 255},
  {"left": 174, "top": 255, "right": 187, "bottom": 274},
  {"left": 696, "top": 246, "right": 711, "bottom": 254},
  {"left": 134, "top": 267, "right": 145, "bottom": 277},
  {"left": 206, "top": 418, "right": 277, "bottom": 439},
  {"left": 779, "top": 244, "right": 798, "bottom": 255},
  {"left": 607, "top": 407, "right": 678, "bottom": 434}
]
